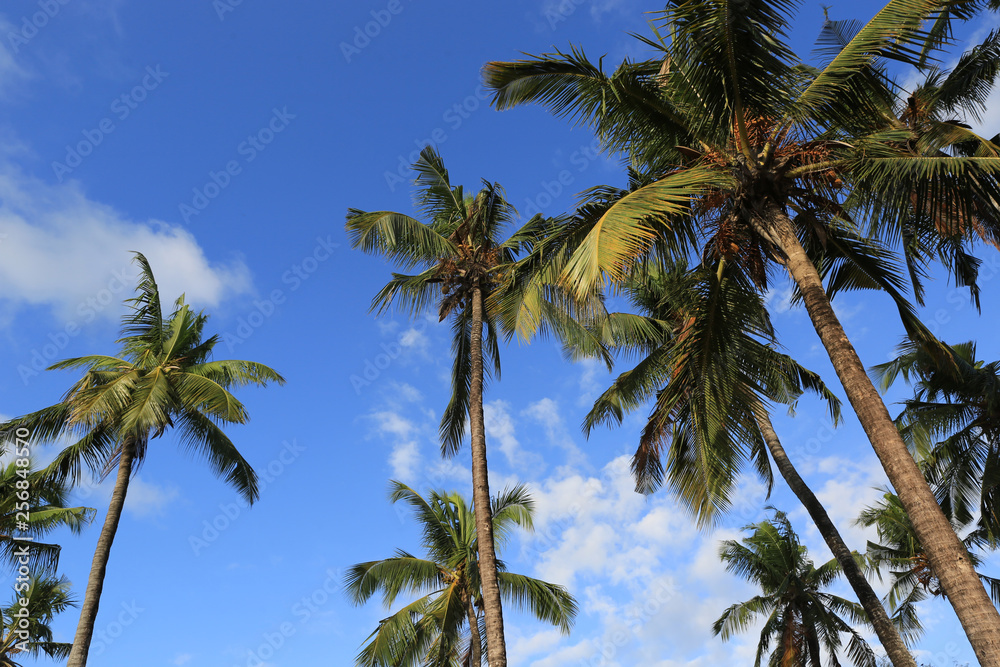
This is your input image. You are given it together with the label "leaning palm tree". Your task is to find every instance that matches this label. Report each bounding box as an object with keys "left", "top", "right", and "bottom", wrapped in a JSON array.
[
  {"left": 577, "top": 256, "right": 918, "bottom": 663},
  {"left": 344, "top": 481, "right": 576, "bottom": 667},
  {"left": 0, "top": 253, "right": 285, "bottom": 667},
  {"left": 484, "top": 1, "right": 1000, "bottom": 661},
  {"left": 347, "top": 147, "right": 591, "bottom": 667},
  {"left": 874, "top": 338, "right": 1000, "bottom": 539},
  {"left": 0, "top": 575, "right": 76, "bottom": 666},
  {"left": 0, "top": 461, "right": 94, "bottom": 575},
  {"left": 858, "top": 490, "right": 1000, "bottom": 634},
  {"left": 715, "top": 510, "right": 882, "bottom": 667}
]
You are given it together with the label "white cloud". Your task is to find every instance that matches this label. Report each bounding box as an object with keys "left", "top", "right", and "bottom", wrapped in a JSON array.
[
  {"left": 422, "top": 456, "right": 469, "bottom": 490},
  {"left": 805, "top": 454, "right": 889, "bottom": 561},
  {"left": 371, "top": 411, "right": 417, "bottom": 439},
  {"left": 485, "top": 400, "right": 522, "bottom": 462},
  {"left": 831, "top": 296, "right": 866, "bottom": 329},
  {"left": 589, "top": 0, "right": 631, "bottom": 21},
  {"left": 524, "top": 397, "right": 560, "bottom": 427},
  {"left": 0, "top": 21, "right": 29, "bottom": 94},
  {"left": 124, "top": 476, "right": 179, "bottom": 518},
  {"left": 389, "top": 382, "right": 422, "bottom": 403},
  {"left": 173, "top": 654, "right": 193, "bottom": 666},
  {"left": 763, "top": 283, "right": 796, "bottom": 314},
  {"left": 630, "top": 504, "right": 697, "bottom": 547},
  {"left": 508, "top": 628, "right": 563, "bottom": 666},
  {"left": 529, "top": 638, "right": 598, "bottom": 667},
  {"left": 536, "top": 522, "right": 617, "bottom": 588},
  {"left": 399, "top": 326, "right": 428, "bottom": 351},
  {"left": 485, "top": 399, "right": 545, "bottom": 471},
  {"left": 523, "top": 397, "right": 586, "bottom": 467},
  {"left": 389, "top": 440, "right": 420, "bottom": 483},
  {"left": 577, "top": 358, "right": 605, "bottom": 407},
  {"left": 687, "top": 526, "right": 745, "bottom": 596},
  {"left": 368, "top": 411, "right": 422, "bottom": 483},
  {"left": 509, "top": 443, "right": 795, "bottom": 666},
  {"left": 524, "top": 456, "right": 658, "bottom": 590},
  {"left": 0, "top": 167, "right": 251, "bottom": 323}
]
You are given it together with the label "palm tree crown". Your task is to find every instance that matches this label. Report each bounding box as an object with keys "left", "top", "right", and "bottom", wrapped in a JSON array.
[
  {"left": 0, "top": 252, "right": 285, "bottom": 667},
  {"left": 858, "top": 489, "right": 1000, "bottom": 634},
  {"left": 0, "top": 461, "right": 94, "bottom": 575},
  {"left": 874, "top": 338, "right": 1000, "bottom": 536},
  {"left": 347, "top": 145, "right": 586, "bottom": 667},
  {"left": 714, "top": 510, "right": 881, "bottom": 667},
  {"left": 0, "top": 575, "right": 76, "bottom": 666},
  {"left": 344, "top": 481, "right": 577, "bottom": 667}
]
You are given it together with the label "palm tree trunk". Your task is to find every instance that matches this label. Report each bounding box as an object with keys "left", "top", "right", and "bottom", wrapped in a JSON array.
[
  {"left": 805, "top": 628, "right": 822, "bottom": 667},
  {"left": 465, "top": 593, "right": 483, "bottom": 667},
  {"left": 66, "top": 438, "right": 135, "bottom": 667},
  {"left": 468, "top": 285, "right": 508, "bottom": 667},
  {"left": 766, "top": 207, "right": 1000, "bottom": 667},
  {"left": 755, "top": 411, "right": 916, "bottom": 667}
]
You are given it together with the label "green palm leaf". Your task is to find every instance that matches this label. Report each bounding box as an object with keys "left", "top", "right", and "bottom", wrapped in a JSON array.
[{"left": 345, "top": 483, "right": 577, "bottom": 667}]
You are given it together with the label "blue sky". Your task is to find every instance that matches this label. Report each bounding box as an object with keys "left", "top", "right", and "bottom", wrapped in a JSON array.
[{"left": 1, "top": 1, "right": 999, "bottom": 666}]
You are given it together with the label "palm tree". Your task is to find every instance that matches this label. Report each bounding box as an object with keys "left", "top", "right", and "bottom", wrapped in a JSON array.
[
  {"left": 347, "top": 146, "right": 586, "bottom": 667},
  {"left": 344, "top": 481, "right": 577, "bottom": 667},
  {"left": 0, "top": 575, "right": 76, "bottom": 666},
  {"left": 0, "top": 253, "right": 285, "bottom": 667},
  {"left": 578, "top": 256, "right": 917, "bottom": 664},
  {"left": 857, "top": 490, "right": 1000, "bottom": 633},
  {"left": 0, "top": 461, "right": 95, "bottom": 575},
  {"left": 874, "top": 338, "right": 1000, "bottom": 539},
  {"left": 484, "top": 2, "right": 1000, "bottom": 661},
  {"left": 714, "top": 510, "right": 883, "bottom": 667}
]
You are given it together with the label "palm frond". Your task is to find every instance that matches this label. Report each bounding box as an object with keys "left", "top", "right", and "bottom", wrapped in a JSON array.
[
  {"left": 347, "top": 210, "right": 457, "bottom": 271},
  {"left": 496, "top": 572, "right": 577, "bottom": 633},
  {"left": 173, "top": 410, "right": 259, "bottom": 504}
]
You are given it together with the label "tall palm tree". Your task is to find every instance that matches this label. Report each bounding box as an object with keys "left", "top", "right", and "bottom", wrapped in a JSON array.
[
  {"left": 874, "top": 338, "right": 1000, "bottom": 539},
  {"left": 863, "top": 338, "right": 1000, "bottom": 629},
  {"left": 347, "top": 147, "right": 584, "bottom": 667},
  {"left": 344, "top": 481, "right": 577, "bottom": 667},
  {"left": 0, "top": 253, "right": 285, "bottom": 667},
  {"left": 0, "top": 462, "right": 94, "bottom": 575},
  {"left": 0, "top": 575, "right": 76, "bottom": 666},
  {"left": 578, "top": 256, "right": 918, "bottom": 664},
  {"left": 858, "top": 490, "right": 1000, "bottom": 632},
  {"left": 484, "top": 2, "right": 1000, "bottom": 661},
  {"left": 714, "top": 510, "right": 883, "bottom": 667}
]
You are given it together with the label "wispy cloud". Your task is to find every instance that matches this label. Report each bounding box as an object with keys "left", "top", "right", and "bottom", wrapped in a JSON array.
[
  {"left": 0, "top": 166, "right": 251, "bottom": 323},
  {"left": 124, "top": 476, "right": 180, "bottom": 518},
  {"left": 485, "top": 399, "right": 545, "bottom": 471}
]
